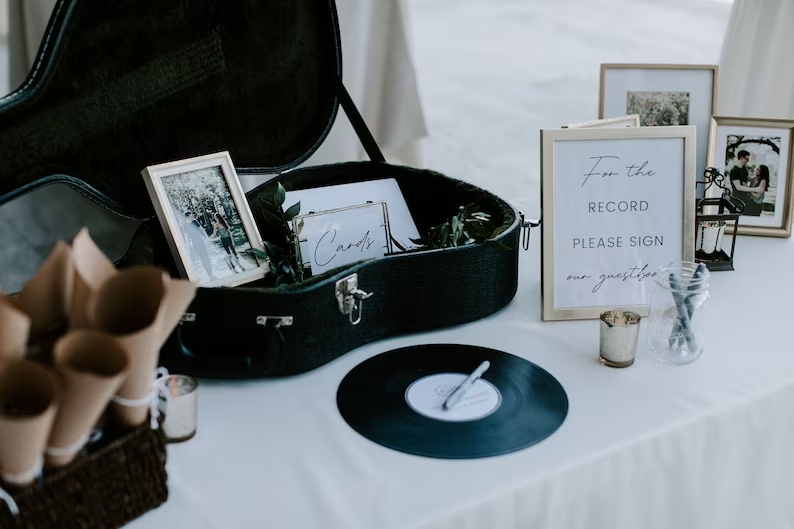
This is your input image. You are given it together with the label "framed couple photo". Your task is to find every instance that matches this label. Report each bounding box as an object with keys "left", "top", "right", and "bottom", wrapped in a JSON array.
[
  {"left": 708, "top": 117, "right": 794, "bottom": 238},
  {"left": 142, "top": 151, "right": 268, "bottom": 287}
]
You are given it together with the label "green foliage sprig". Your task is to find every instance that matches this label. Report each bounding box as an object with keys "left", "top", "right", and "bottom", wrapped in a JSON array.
[
  {"left": 411, "top": 203, "right": 510, "bottom": 250},
  {"left": 250, "top": 182, "right": 305, "bottom": 286}
]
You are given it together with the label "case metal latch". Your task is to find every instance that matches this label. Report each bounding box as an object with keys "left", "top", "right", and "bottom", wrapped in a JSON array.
[
  {"left": 256, "top": 316, "right": 294, "bottom": 328},
  {"left": 519, "top": 211, "right": 541, "bottom": 251},
  {"left": 335, "top": 273, "right": 374, "bottom": 326},
  {"left": 181, "top": 313, "right": 197, "bottom": 323}
]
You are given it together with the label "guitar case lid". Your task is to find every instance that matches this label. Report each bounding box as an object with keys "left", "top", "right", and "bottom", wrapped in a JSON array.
[{"left": 0, "top": 0, "right": 343, "bottom": 218}]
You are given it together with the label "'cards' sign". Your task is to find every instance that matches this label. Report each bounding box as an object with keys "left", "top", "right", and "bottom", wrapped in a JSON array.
[
  {"left": 295, "top": 202, "right": 391, "bottom": 275},
  {"left": 540, "top": 127, "right": 696, "bottom": 321}
]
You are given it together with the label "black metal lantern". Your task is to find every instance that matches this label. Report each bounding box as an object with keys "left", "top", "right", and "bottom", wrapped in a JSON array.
[{"left": 694, "top": 167, "right": 745, "bottom": 271}]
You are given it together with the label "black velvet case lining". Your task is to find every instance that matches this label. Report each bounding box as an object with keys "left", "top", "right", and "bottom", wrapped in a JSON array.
[
  {"left": 0, "top": 0, "right": 340, "bottom": 218},
  {"left": 242, "top": 163, "right": 517, "bottom": 290}
]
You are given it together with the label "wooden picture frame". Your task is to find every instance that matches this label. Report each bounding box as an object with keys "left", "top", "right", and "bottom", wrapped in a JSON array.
[
  {"left": 599, "top": 64, "right": 718, "bottom": 181},
  {"left": 540, "top": 126, "right": 697, "bottom": 321},
  {"left": 141, "top": 151, "right": 268, "bottom": 287},
  {"left": 565, "top": 114, "right": 640, "bottom": 129},
  {"left": 707, "top": 116, "right": 794, "bottom": 238}
]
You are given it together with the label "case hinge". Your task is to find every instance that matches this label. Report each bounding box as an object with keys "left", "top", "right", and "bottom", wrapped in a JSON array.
[
  {"left": 519, "top": 211, "right": 541, "bottom": 251},
  {"left": 181, "top": 313, "right": 293, "bottom": 328},
  {"left": 335, "top": 273, "right": 374, "bottom": 326},
  {"left": 256, "top": 316, "right": 294, "bottom": 328}
]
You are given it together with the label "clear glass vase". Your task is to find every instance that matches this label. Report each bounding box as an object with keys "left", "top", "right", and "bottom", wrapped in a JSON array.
[{"left": 647, "top": 262, "right": 710, "bottom": 365}]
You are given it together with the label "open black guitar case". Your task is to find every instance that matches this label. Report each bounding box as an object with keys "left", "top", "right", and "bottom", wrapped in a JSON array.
[{"left": 0, "top": 0, "right": 534, "bottom": 378}]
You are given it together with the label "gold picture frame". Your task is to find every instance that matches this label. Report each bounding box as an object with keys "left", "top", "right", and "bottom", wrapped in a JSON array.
[
  {"left": 141, "top": 151, "right": 268, "bottom": 288},
  {"left": 540, "top": 126, "right": 697, "bottom": 321},
  {"left": 707, "top": 116, "right": 794, "bottom": 238},
  {"left": 599, "top": 63, "right": 718, "bottom": 178}
]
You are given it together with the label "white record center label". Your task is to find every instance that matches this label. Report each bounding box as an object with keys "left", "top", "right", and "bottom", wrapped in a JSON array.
[{"left": 404, "top": 373, "right": 501, "bottom": 422}]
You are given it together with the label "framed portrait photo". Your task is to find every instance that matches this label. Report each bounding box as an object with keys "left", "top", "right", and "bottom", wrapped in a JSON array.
[
  {"left": 142, "top": 151, "right": 268, "bottom": 287},
  {"left": 540, "top": 126, "right": 696, "bottom": 321},
  {"left": 599, "top": 64, "right": 718, "bottom": 179},
  {"left": 707, "top": 117, "right": 794, "bottom": 238},
  {"left": 564, "top": 114, "right": 640, "bottom": 129}
]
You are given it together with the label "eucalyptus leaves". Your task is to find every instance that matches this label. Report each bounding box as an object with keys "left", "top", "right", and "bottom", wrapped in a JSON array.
[
  {"left": 411, "top": 203, "right": 509, "bottom": 250},
  {"left": 250, "top": 182, "right": 305, "bottom": 286}
]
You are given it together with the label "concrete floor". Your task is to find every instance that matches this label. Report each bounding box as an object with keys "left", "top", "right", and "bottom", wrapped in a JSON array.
[{"left": 0, "top": 0, "right": 732, "bottom": 291}]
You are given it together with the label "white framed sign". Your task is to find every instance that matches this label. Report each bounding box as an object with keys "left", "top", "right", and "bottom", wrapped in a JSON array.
[
  {"left": 540, "top": 126, "right": 697, "bottom": 321},
  {"left": 294, "top": 202, "right": 391, "bottom": 275}
]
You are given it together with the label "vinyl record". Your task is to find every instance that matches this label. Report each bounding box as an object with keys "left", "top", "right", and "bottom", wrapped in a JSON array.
[{"left": 336, "top": 344, "right": 568, "bottom": 459}]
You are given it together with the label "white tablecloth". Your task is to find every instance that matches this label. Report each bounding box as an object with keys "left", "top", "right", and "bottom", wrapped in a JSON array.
[{"left": 127, "top": 231, "right": 794, "bottom": 529}]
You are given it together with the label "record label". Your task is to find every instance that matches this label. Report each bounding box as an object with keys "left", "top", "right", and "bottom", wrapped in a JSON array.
[{"left": 405, "top": 373, "right": 501, "bottom": 422}]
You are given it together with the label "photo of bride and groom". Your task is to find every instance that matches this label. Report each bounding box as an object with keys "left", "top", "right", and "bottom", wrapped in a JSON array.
[
  {"left": 159, "top": 164, "right": 262, "bottom": 287},
  {"left": 724, "top": 138, "right": 780, "bottom": 217}
]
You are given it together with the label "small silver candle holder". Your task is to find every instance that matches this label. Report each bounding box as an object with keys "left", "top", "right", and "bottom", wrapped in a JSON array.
[
  {"left": 161, "top": 375, "right": 198, "bottom": 443},
  {"left": 599, "top": 310, "right": 641, "bottom": 368}
]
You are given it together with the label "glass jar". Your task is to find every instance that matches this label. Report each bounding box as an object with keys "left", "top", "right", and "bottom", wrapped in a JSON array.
[{"left": 647, "top": 262, "right": 710, "bottom": 365}]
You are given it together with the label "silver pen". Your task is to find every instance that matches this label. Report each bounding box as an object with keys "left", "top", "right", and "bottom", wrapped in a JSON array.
[{"left": 442, "top": 361, "right": 491, "bottom": 410}]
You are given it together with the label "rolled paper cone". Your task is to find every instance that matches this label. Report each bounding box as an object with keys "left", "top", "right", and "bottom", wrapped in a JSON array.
[
  {"left": 159, "top": 279, "right": 198, "bottom": 337},
  {"left": 90, "top": 267, "right": 196, "bottom": 427},
  {"left": 15, "top": 241, "right": 74, "bottom": 335},
  {"left": 0, "top": 295, "right": 31, "bottom": 361},
  {"left": 69, "top": 228, "right": 117, "bottom": 330},
  {"left": 0, "top": 360, "right": 59, "bottom": 487},
  {"left": 47, "top": 331, "right": 130, "bottom": 468}
]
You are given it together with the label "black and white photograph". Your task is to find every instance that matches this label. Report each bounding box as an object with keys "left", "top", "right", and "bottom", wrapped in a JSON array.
[
  {"left": 708, "top": 117, "right": 794, "bottom": 238},
  {"left": 626, "top": 91, "right": 690, "bottom": 126},
  {"left": 723, "top": 135, "right": 779, "bottom": 217},
  {"left": 142, "top": 152, "right": 267, "bottom": 287}
]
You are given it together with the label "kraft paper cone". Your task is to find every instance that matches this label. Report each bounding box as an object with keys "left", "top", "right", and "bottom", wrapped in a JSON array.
[
  {"left": 91, "top": 267, "right": 196, "bottom": 427},
  {"left": 70, "top": 229, "right": 117, "bottom": 330},
  {"left": 15, "top": 241, "right": 74, "bottom": 335},
  {"left": 0, "top": 295, "right": 31, "bottom": 361},
  {"left": 47, "top": 331, "right": 130, "bottom": 468},
  {"left": 0, "top": 360, "right": 59, "bottom": 487}
]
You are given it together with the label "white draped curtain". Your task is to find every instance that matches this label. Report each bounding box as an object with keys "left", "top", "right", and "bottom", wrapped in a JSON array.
[{"left": 719, "top": 0, "right": 794, "bottom": 119}]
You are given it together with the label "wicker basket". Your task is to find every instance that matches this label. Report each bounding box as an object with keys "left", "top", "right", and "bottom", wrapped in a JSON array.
[{"left": 0, "top": 424, "right": 168, "bottom": 529}]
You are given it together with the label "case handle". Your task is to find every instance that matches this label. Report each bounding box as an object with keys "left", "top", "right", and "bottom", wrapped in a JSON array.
[{"left": 170, "top": 316, "right": 288, "bottom": 377}]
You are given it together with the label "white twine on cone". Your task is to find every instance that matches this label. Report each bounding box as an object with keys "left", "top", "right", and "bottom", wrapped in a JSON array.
[
  {"left": 0, "top": 457, "right": 43, "bottom": 489},
  {"left": 0, "top": 487, "right": 19, "bottom": 516},
  {"left": 112, "top": 368, "right": 172, "bottom": 429},
  {"left": 45, "top": 433, "right": 91, "bottom": 459}
]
